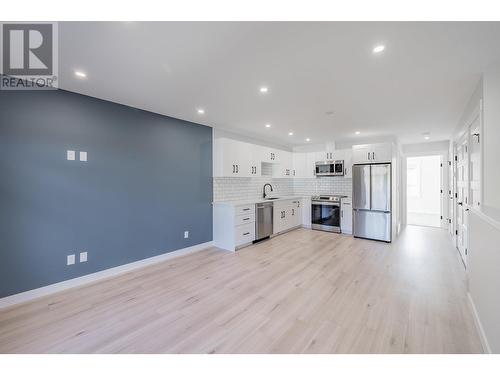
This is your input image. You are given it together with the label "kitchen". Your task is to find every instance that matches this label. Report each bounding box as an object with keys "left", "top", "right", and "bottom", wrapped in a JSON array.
[{"left": 213, "top": 136, "right": 398, "bottom": 251}]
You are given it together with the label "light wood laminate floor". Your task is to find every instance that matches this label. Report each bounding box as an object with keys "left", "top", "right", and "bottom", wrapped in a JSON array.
[{"left": 0, "top": 226, "right": 483, "bottom": 353}]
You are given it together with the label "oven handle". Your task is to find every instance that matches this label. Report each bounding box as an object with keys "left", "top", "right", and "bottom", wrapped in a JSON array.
[{"left": 312, "top": 201, "right": 340, "bottom": 207}]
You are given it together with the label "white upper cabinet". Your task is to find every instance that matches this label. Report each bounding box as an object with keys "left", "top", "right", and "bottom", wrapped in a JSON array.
[
  {"left": 214, "top": 138, "right": 252, "bottom": 177},
  {"left": 214, "top": 137, "right": 357, "bottom": 178},
  {"left": 261, "top": 146, "right": 280, "bottom": 163},
  {"left": 295, "top": 152, "right": 318, "bottom": 178},
  {"left": 352, "top": 143, "right": 393, "bottom": 164},
  {"left": 274, "top": 151, "right": 293, "bottom": 178}
]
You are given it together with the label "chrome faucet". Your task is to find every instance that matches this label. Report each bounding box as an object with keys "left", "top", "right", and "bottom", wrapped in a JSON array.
[{"left": 263, "top": 183, "right": 273, "bottom": 199}]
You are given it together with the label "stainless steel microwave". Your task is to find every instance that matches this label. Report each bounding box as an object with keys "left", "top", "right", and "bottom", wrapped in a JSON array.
[{"left": 315, "top": 160, "right": 344, "bottom": 176}]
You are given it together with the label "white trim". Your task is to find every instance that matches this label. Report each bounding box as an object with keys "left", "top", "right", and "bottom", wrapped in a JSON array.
[
  {"left": 471, "top": 207, "right": 500, "bottom": 232},
  {"left": 0, "top": 241, "right": 213, "bottom": 310},
  {"left": 467, "top": 292, "right": 492, "bottom": 354}
]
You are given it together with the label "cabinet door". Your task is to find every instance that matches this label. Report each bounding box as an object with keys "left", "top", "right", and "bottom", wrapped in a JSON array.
[
  {"left": 250, "top": 144, "right": 263, "bottom": 177},
  {"left": 306, "top": 152, "right": 317, "bottom": 178},
  {"left": 352, "top": 144, "right": 371, "bottom": 164},
  {"left": 371, "top": 143, "right": 392, "bottom": 163},
  {"left": 290, "top": 200, "right": 301, "bottom": 227},
  {"left": 341, "top": 200, "right": 353, "bottom": 234},
  {"left": 292, "top": 153, "right": 307, "bottom": 178},
  {"left": 234, "top": 141, "right": 252, "bottom": 177},
  {"left": 343, "top": 149, "right": 353, "bottom": 178},
  {"left": 273, "top": 201, "right": 286, "bottom": 234}
]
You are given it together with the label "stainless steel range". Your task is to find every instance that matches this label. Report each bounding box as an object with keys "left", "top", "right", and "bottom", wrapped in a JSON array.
[{"left": 311, "top": 195, "right": 345, "bottom": 233}]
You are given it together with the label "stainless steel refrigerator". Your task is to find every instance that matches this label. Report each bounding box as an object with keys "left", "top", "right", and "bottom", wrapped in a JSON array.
[{"left": 352, "top": 163, "right": 392, "bottom": 242}]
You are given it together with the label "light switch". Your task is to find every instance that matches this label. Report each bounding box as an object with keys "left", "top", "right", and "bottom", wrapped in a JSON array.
[
  {"left": 67, "top": 254, "right": 75, "bottom": 265},
  {"left": 79, "top": 251, "right": 87, "bottom": 262},
  {"left": 79, "top": 151, "right": 87, "bottom": 162},
  {"left": 67, "top": 150, "right": 75, "bottom": 161}
]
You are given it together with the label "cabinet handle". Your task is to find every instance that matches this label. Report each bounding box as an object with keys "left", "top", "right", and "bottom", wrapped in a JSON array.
[
  {"left": 292, "top": 209, "right": 295, "bottom": 216},
  {"left": 243, "top": 232, "right": 250, "bottom": 236},
  {"left": 372, "top": 152, "right": 375, "bottom": 160},
  {"left": 341, "top": 210, "right": 343, "bottom": 218},
  {"left": 368, "top": 152, "right": 371, "bottom": 160},
  {"left": 232, "top": 165, "right": 235, "bottom": 173},
  {"left": 243, "top": 217, "right": 250, "bottom": 221},
  {"left": 243, "top": 208, "right": 250, "bottom": 211},
  {"left": 236, "top": 165, "right": 239, "bottom": 173}
]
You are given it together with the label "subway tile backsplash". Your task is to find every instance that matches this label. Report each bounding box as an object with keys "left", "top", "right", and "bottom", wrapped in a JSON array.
[{"left": 213, "top": 177, "right": 352, "bottom": 201}]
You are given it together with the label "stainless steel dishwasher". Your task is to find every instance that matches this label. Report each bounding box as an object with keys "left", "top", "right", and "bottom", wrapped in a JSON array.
[{"left": 255, "top": 202, "right": 273, "bottom": 241}]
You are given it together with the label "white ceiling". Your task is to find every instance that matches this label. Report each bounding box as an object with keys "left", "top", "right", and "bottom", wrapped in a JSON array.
[{"left": 56, "top": 22, "right": 500, "bottom": 146}]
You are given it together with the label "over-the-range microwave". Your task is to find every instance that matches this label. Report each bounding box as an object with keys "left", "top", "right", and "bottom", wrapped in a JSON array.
[{"left": 315, "top": 160, "right": 344, "bottom": 176}]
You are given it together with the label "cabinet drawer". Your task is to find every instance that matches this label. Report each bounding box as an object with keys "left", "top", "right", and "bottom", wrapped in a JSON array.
[
  {"left": 235, "top": 204, "right": 255, "bottom": 215},
  {"left": 235, "top": 213, "right": 255, "bottom": 225},
  {"left": 235, "top": 223, "right": 255, "bottom": 246}
]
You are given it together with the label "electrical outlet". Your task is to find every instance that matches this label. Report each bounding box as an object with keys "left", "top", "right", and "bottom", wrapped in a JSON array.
[
  {"left": 184, "top": 231, "right": 189, "bottom": 239},
  {"left": 80, "top": 251, "right": 87, "bottom": 262},
  {"left": 67, "top": 254, "right": 75, "bottom": 265},
  {"left": 79, "top": 151, "right": 87, "bottom": 162},
  {"left": 67, "top": 150, "right": 75, "bottom": 161}
]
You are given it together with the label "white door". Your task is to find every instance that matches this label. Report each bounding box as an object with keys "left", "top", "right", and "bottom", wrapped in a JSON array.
[{"left": 456, "top": 135, "right": 469, "bottom": 266}]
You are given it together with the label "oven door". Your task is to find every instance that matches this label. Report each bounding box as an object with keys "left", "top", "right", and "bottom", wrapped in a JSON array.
[
  {"left": 311, "top": 202, "right": 340, "bottom": 232},
  {"left": 315, "top": 162, "right": 335, "bottom": 176}
]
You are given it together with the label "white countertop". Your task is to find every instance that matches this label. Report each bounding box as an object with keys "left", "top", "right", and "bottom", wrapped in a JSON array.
[{"left": 213, "top": 195, "right": 309, "bottom": 207}]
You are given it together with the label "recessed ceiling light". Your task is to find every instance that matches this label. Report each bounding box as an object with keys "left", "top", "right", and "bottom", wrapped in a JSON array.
[
  {"left": 355, "top": 131, "right": 361, "bottom": 135},
  {"left": 424, "top": 136, "right": 430, "bottom": 140},
  {"left": 260, "top": 86, "right": 269, "bottom": 93},
  {"left": 306, "top": 138, "right": 311, "bottom": 142},
  {"left": 325, "top": 111, "right": 334, "bottom": 116},
  {"left": 373, "top": 45, "right": 385, "bottom": 54},
  {"left": 265, "top": 124, "right": 271, "bottom": 128},
  {"left": 197, "top": 108, "right": 205, "bottom": 115},
  {"left": 74, "top": 71, "right": 87, "bottom": 78},
  {"left": 288, "top": 132, "right": 294, "bottom": 136}
]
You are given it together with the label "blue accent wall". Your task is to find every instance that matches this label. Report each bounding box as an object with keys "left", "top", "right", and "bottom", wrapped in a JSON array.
[{"left": 0, "top": 88, "right": 213, "bottom": 298}]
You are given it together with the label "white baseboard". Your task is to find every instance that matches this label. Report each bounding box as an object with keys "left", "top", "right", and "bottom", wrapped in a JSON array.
[
  {"left": 0, "top": 241, "right": 213, "bottom": 310},
  {"left": 467, "top": 292, "right": 492, "bottom": 354}
]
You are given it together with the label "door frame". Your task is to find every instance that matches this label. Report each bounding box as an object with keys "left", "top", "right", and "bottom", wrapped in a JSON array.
[{"left": 402, "top": 151, "right": 449, "bottom": 229}]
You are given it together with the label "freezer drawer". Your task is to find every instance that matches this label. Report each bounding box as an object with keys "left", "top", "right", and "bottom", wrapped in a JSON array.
[{"left": 353, "top": 210, "right": 391, "bottom": 242}]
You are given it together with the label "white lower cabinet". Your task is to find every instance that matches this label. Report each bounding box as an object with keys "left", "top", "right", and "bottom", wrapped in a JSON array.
[
  {"left": 213, "top": 203, "right": 256, "bottom": 251},
  {"left": 340, "top": 198, "right": 352, "bottom": 234},
  {"left": 273, "top": 199, "right": 302, "bottom": 234}
]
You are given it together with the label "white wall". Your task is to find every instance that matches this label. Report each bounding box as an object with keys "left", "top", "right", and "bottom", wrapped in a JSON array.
[
  {"left": 457, "top": 60, "right": 500, "bottom": 353},
  {"left": 468, "top": 210, "right": 500, "bottom": 353},
  {"left": 407, "top": 155, "right": 441, "bottom": 215},
  {"left": 483, "top": 62, "right": 500, "bottom": 213}
]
